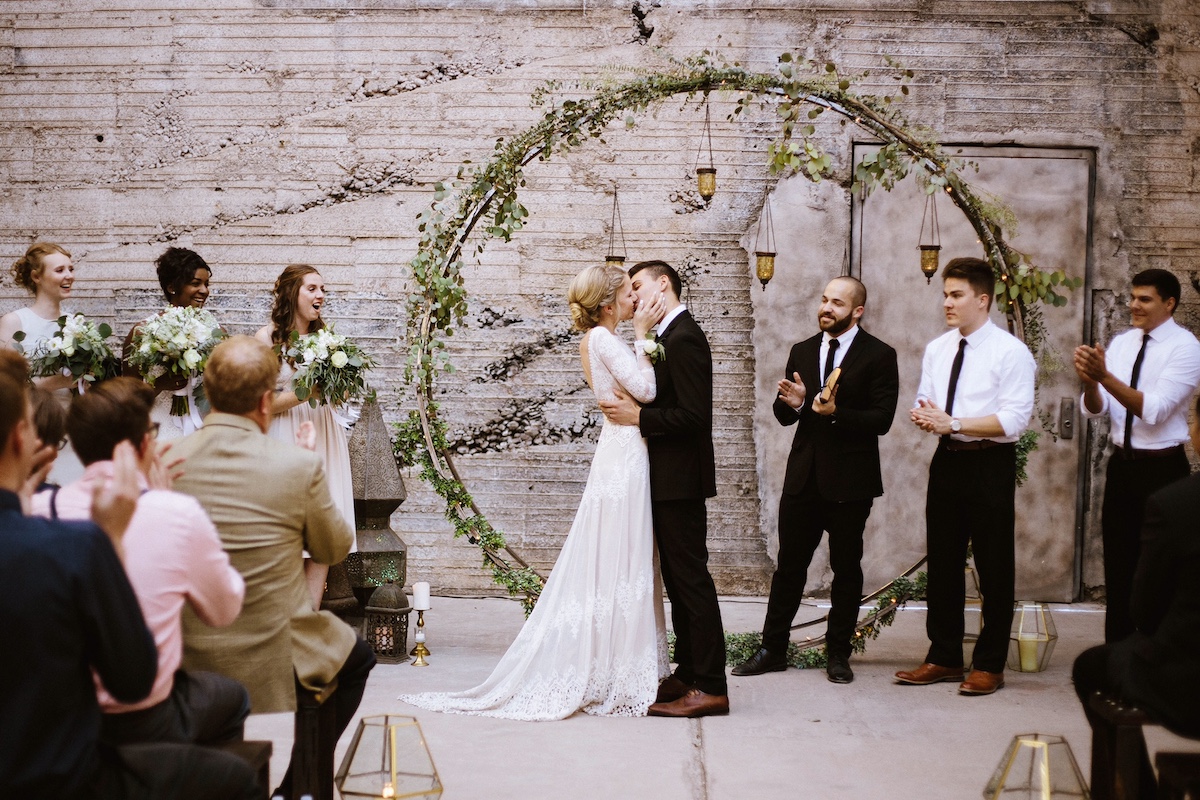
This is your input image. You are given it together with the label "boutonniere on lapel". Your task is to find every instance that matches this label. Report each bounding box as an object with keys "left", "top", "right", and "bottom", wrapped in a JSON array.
[{"left": 640, "top": 332, "right": 666, "bottom": 364}]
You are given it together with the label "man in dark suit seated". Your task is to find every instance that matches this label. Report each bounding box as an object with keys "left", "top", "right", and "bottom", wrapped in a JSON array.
[
  {"left": 733, "top": 276, "right": 899, "bottom": 684},
  {"left": 1073, "top": 392, "right": 1200, "bottom": 798}
]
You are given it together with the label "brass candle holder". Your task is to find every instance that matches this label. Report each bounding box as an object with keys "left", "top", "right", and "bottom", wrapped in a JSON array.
[{"left": 410, "top": 610, "right": 430, "bottom": 667}]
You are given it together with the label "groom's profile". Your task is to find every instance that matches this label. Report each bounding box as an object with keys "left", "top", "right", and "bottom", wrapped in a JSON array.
[{"left": 600, "top": 260, "right": 729, "bottom": 717}]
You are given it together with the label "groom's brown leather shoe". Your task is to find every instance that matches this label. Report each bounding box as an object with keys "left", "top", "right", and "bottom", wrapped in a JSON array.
[
  {"left": 647, "top": 688, "right": 730, "bottom": 718},
  {"left": 958, "top": 669, "right": 1005, "bottom": 696},
  {"left": 655, "top": 675, "right": 694, "bottom": 704},
  {"left": 893, "top": 662, "right": 964, "bottom": 685}
]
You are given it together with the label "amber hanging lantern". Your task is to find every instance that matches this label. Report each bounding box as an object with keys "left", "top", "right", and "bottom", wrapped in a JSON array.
[
  {"left": 695, "top": 103, "right": 716, "bottom": 201},
  {"left": 605, "top": 186, "right": 627, "bottom": 268},
  {"left": 917, "top": 189, "right": 942, "bottom": 284},
  {"left": 754, "top": 196, "right": 777, "bottom": 290}
]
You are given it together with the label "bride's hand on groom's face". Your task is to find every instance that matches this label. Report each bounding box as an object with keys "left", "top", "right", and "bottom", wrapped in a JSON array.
[{"left": 633, "top": 292, "right": 665, "bottom": 338}]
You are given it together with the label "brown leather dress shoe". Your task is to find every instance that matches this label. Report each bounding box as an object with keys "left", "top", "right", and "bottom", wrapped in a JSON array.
[
  {"left": 958, "top": 669, "right": 1005, "bottom": 695},
  {"left": 655, "top": 675, "right": 694, "bottom": 704},
  {"left": 894, "top": 662, "right": 965, "bottom": 685},
  {"left": 647, "top": 688, "right": 730, "bottom": 718}
]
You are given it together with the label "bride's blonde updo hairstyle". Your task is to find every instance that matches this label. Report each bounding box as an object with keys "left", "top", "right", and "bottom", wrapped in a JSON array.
[{"left": 568, "top": 264, "right": 627, "bottom": 332}]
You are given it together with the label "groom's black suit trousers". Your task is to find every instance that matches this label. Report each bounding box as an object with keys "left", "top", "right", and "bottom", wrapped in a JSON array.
[{"left": 652, "top": 498, "right": 727, "bottom": 696}]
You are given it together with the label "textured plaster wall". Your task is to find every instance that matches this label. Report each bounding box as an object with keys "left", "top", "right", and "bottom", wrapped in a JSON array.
[{"left": 2, "top": 1, "right": 1199, "bottom": 600}]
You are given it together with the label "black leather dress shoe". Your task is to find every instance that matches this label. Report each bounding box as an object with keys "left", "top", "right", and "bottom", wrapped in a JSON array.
[
  {"left": 731, "top": 647, "right": 787, "bottom": 676},
  {"left": 826, "top": 654, "right": 854, "bottom": 684}
]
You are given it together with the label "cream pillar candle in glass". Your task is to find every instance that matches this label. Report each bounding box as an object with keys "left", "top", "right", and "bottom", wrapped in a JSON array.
[
  {"left": 1018, "top": 634, "right": 1040, "bottom": 672},
  {"left": 413, "top": 582, "right": 431, "bottom": 611}
]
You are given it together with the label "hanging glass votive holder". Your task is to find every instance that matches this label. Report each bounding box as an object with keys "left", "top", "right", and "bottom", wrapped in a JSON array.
[
  {"left": 917, "top": 190, "right": 942, "bottom": 284},
  {"left": 606, "top": 187, "right": 628, "bottom": 267},
  {"left": 696, "top": 167, "right": 716, "bottom": 200},
  {"left": 753, "top": 196, "right": 777, "bottom": 290},
  {"left": 755, "top": 252, "right": 776, "bottom": 288}
]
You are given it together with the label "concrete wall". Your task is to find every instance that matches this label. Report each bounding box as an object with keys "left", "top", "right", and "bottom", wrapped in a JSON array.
[{"left": 3, "top": 1, "right": 1198, "bottom": 599}]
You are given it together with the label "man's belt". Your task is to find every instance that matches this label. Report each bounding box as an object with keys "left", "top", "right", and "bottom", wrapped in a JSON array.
[
  {"left": 940, "top": 437, "right": 1011, "bottom": 452},
  {"left": 1114, "top": 443, "right": 1185, "bottom": 461}
]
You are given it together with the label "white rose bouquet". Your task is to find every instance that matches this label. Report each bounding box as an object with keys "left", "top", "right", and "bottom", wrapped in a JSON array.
[
  {"left": 127, "top": 306, "right": 225, "bottom": 417},
  {"left": 284, "top": 326, "right": 374, "bottom": 408},
  {"left": 15, "top": 314, "right": 120, "bottom": 393}
]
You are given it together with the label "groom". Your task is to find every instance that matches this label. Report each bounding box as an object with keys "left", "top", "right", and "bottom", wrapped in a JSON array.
[{"left": 600, "top": 260, "right": 729, "bottom": 717}]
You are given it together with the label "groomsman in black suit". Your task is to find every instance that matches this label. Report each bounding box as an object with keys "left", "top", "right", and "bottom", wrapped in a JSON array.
[
  {"left": 733, "top": 276, "right": 899, "bottom": 684},
  {"left": 600, "top": 260, "right": 729, "bottom": 718}
]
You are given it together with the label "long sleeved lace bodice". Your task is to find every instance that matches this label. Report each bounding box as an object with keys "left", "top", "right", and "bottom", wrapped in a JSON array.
[{"left": 588, "top": 326, "right": 655, "bottom": 406}]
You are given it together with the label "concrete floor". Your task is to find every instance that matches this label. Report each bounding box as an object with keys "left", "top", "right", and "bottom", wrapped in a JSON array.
[{"left": 248, "top": 595, "right": 1110, "bottom": 799}]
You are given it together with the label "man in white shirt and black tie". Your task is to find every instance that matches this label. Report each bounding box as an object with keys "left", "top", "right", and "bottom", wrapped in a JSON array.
[
  {"left": 1074, "top": 269, "right": 1200, "bottom": 643},
  {"left": 895, "top": 257, "right": 1035, "bottom": 696}
]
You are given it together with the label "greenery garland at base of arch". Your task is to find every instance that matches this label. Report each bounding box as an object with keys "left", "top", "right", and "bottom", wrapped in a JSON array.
[{"left": 391, "top": 52, "right": 1082, "bottom": 628}]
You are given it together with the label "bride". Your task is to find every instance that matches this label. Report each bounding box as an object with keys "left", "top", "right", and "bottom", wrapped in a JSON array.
[{"left": 401, "top": 264, "right": 669, "bottom": 720}]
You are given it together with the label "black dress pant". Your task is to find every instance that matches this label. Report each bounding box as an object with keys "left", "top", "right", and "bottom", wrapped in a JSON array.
[
  {"left": 100, "top": 670, "right": 250, "bottom": 747},
  {"left": 275, "top": 635, "right": 377, "bottom": 799},
  {"left": 90, "top": 741, "right": 261, "bottom": 800},
  {"left": 762, "top": 478, "right": 872, "bottom": 658},
  {"left": 1101, "top": 448, "right": 1189, "bottom": 643},
  {"left": 653, "top": 498, "right": 727, "bottom": 696},
  {"left": 924, "top": 442, "right": 1016, "bottom": 674}
]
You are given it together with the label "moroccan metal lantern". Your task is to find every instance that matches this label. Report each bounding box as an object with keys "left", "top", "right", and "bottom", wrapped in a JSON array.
[
  {"left": 983, "top": 734, "right": 1088, "bottom": 800},
  {"left": 695, "top": 103, "right": 716, "bottom": 200},
  {"left": 754, "top": 196, "right": 777, "bottom": 290},
  {"left": 336, "top": 714, "right": 442, "bottom": 799},
  {"left": 606, "top": 186, "right": 627, "bottom": 268},
  {"left": 1007, "top": 602, "right": 1058, "bottom": 673},
  {"left": 363, "top": 581, "right": 411, "bottom": 664},
  {"left": 344, "top": 398, "right": 409, "bottom": 607},
  {"left": 918, "top": 190, "right": 942, "bottom": 283}
]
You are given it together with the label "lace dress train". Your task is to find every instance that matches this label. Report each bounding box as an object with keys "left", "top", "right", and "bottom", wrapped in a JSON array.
[{"left": 400, "top": 326, "right": 668, "bottom": 720}]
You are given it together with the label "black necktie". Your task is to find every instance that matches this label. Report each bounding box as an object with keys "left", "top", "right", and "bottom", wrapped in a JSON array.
[
  {"left": 945, "top": 338, "right": 967, "bottom": 416},
  {"left": 823, "top": 338, "right": 840, "bottom": 382},
  {"left": 1123, "top": 332, "right": 1150, "bottom": 449}
]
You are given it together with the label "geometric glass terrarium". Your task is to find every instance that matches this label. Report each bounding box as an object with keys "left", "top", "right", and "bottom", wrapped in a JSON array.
[
  {"left": 1006, "top": 602, "right": 1058, "bottom": 673},
  {"left": 982, "top": 733, "right": 1089, "bottom": 799},
  {"left": 336, "top": 715, "right": 443, "bottom": 799}
]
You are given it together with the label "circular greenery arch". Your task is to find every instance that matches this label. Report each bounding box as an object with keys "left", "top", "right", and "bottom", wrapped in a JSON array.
[{"left": 391, "top": 53, "right": 1080, "bottom": 646}]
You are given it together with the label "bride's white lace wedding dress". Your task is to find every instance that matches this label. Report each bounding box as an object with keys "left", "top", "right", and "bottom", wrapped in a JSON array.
[{"left": 399, "top": 325, "right": 669, "bottom": 720}]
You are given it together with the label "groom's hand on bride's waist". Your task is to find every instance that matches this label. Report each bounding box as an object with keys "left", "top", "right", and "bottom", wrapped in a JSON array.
[{"left": 599, "top": 388, "right": 641, "bottom": 427}]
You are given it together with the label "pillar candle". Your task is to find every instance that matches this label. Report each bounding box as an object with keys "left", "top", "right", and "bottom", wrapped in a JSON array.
[{"left": 413, "top": 581, "right": 431, "bottom": 611}]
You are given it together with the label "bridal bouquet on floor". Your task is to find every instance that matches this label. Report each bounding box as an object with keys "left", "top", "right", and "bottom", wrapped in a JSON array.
[
  {"left": 284, "top": 326, "right": 374, "bottom": 409},
  {"left": 128, "top": 306, "right": 225, "bottom": 418},
  {"left": 15, "top": 314, "right": 120, "bottom": 393}
]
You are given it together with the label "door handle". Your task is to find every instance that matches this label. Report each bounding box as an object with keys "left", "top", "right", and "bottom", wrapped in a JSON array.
[{"left": 1059, "top": 397, "right": 1076, "bottom": 440}]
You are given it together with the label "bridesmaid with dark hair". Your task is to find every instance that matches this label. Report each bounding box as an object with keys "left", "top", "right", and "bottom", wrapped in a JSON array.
[
  {"left": 123, "top": 247, "right": 214, "bottom": 441},
  {"left": 254, "top": 264, "right": 355, "bottom": 609}
]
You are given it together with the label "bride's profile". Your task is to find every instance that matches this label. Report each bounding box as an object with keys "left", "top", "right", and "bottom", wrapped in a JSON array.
[{"left": 399, "top": 263, "right": 669, "bottom": 720}]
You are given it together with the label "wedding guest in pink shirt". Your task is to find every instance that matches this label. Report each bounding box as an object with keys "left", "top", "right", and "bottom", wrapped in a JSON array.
[{"left": 32, "top": 377, "right": 249, "bottom": 747}]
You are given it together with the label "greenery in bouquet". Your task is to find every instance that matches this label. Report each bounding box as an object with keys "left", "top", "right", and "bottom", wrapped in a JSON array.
[
  {"left": 127, "top": 306, "right": 225, "bottom": 416},
  {"left": 284, "top": 327, "right": 374, "bottom": 408},
  {"left": 14, "top": 314, "right": 120, "bottom": 392}
]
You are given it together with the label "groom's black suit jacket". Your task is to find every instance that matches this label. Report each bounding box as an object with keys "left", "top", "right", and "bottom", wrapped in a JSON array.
[
  {"left": 773, "top": 327, "right": 899, "bottom": 502},
  {"left": 640, "top": 309, "right": 717, "bottom": 501}
]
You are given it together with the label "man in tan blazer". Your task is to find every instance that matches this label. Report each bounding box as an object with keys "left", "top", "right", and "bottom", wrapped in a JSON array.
[{"left": 173, "top": 335, "right": 375, "bottom": 798}]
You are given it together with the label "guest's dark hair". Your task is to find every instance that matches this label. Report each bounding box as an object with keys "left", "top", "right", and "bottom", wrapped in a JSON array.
[
  {"left": 629, "top": 260, "right": 682, "bottom": 299},
  {"left": 0, "top": 350, "right": 30, "bottom": 444},
  {"left": 156, "top": 247, "right": 211, "bottom": 303},
  {"left": 269, "top": 264, "right": 325, "bottom": 346},
  {"left": 204, "top": 335, "right": 279, "bottom": 414},
  {"left": 29, "top": 386, "right": 66, "bottom": 450},
  {"left": 67, "top": 377, "right": 154, "bottom": 466},
  {"left": 942, "top": 257, "right": 995, "bottom": 310},
  {"left": 10, "top": 242, "right": 71, "bottom": 295},
  {"left": 1131, "top": 269, "right": 1181, "bottom": 312}
]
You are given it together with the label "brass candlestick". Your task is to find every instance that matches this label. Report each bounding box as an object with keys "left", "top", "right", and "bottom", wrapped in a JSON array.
[{"left": 410, "top": 609, "right": 430, "bottom": 667}]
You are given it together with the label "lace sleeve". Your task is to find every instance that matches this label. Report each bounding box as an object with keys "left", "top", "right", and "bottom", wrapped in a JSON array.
[{"left": 593, "top": 328, "right": 656, "bottom": 404}]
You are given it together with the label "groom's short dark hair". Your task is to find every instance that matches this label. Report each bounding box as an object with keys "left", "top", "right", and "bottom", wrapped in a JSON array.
[{"left": 629, "top": 260, "right": 682, "bottom": 299}]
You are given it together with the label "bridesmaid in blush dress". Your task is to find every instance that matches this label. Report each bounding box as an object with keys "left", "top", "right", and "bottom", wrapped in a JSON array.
[{"left": 254, "top": 264, "right": 356, "bottom": 610}]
